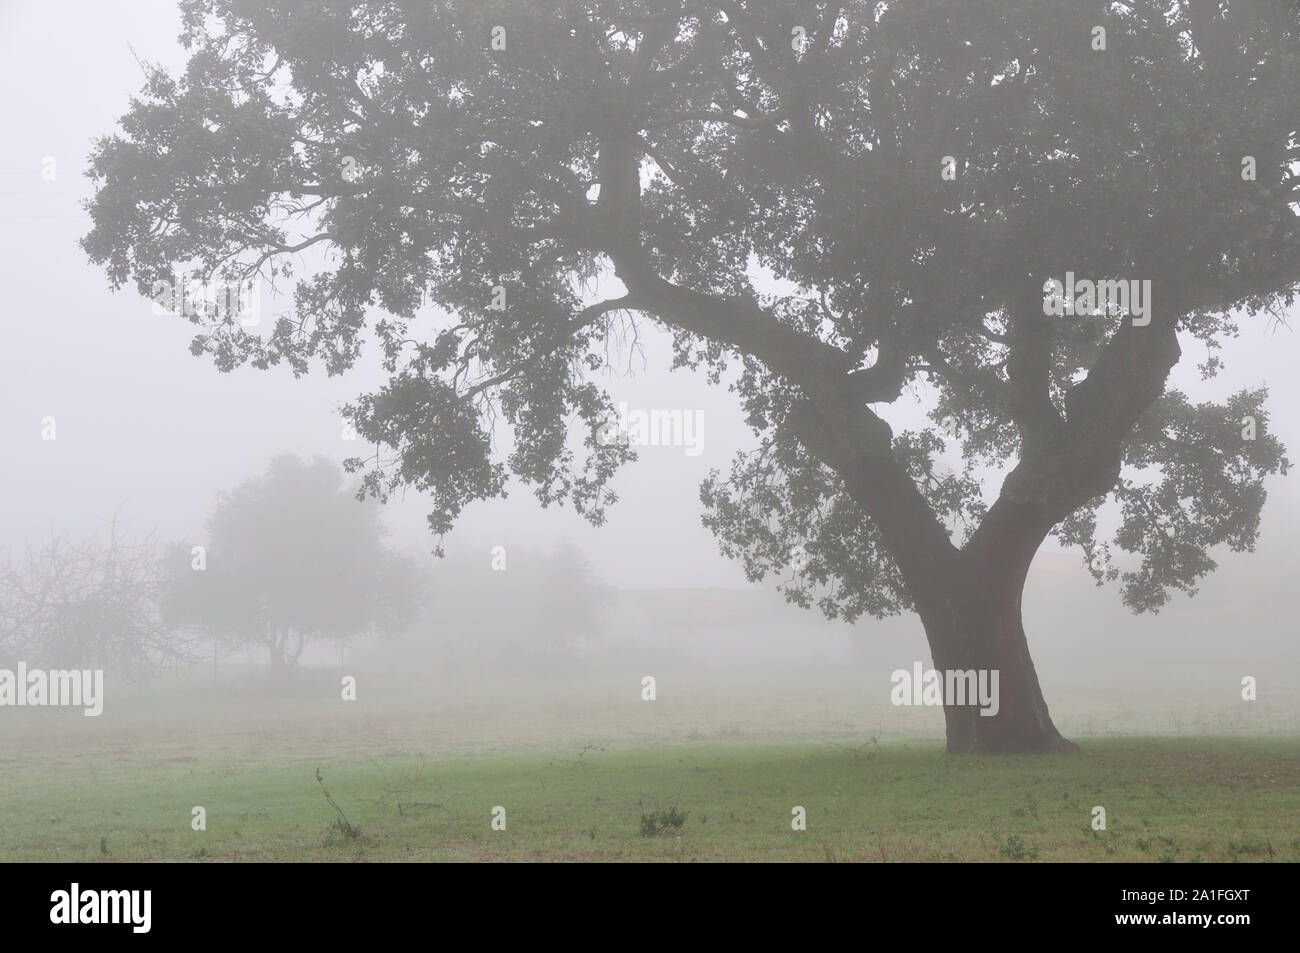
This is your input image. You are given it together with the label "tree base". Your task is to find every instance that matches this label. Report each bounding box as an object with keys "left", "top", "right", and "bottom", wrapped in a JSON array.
[{"left": 946, "top": 731, "right": 1081, "bottom": 756}]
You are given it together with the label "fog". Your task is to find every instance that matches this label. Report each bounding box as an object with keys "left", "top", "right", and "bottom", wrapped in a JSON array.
[{"left": 1, "top": 0, "right": 1297, "bottom": 761}]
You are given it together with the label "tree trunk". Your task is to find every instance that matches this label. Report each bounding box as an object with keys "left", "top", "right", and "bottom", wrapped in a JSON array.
[
  {"left": 267, "top": 629, "right": 290, "bottom": 682},
  {"left": 918, "top": 501, "right": 1078, "bottom": 755},
  {"left": 266, "top": 629, "right": 304, "bottom": 684},
  {"left": 786, "top": 382, "right": 1082, "bottom": 755},
  {"left": 922, "top": 579, "right": 1075, "bottom": 755}
]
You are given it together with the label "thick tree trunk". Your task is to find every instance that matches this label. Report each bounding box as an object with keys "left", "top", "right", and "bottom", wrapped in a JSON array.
[
  {"left": 921, "top": 578, "right": 1075, "bottom": 754},
  {"left": 917, "top": 501, "right": 1078, "bottom": 755}
]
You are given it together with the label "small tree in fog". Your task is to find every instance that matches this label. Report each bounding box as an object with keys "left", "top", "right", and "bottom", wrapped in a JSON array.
[
  {"left": 162, "top": 456, "right": 420, "bottom": 675},
  {"left": 535, "top": 542, "right": 611, "bottom": 655},
  {"left": 421, "top": 542, "right": 610, "bottom": 667},
  {"left": 0, "top": 524, "right": 198, "bottom": 677}
]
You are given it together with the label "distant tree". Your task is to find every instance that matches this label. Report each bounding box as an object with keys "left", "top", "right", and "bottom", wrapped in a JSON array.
[
  {"left": 0, "top": 524, "right": 198, "bottom": 678},
  {"left": 419, "top": 542, "right": 610, "bottom": 666},
  {"left": 162, "top": 456, "right": 420, "bottom": 674},
  {"left": 534, "top": 541, "right": 611, "bottom": 654}
]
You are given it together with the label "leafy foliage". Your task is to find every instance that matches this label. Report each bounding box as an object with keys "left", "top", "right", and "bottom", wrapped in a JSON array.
[
  {"left": 83, "top": 1, "right": 1300, "bottom": 622},
  {"left": 161, "top": 455, "right": 420, "bottom": 666}
]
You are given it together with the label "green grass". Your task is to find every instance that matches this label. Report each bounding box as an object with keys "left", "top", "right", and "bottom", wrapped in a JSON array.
[{"left": 2, "top": 736, "right": 1297, "bottom": 862}]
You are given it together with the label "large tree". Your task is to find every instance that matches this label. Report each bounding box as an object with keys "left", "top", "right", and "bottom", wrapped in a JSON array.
[{"left": 83, "top": 0, "right": 1298, "bottom": 751}]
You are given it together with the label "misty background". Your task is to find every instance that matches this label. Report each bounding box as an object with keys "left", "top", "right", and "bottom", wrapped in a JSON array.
[{"left": 1, "top": 0, "right": 1297, "bottom": 752}]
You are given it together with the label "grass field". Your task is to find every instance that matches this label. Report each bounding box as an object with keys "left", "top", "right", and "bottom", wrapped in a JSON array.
[
  {"left": 2, "top": 735, "right": 1297, "bottom": 862},
  {"left": 2, "top": 665, "right": 1297, "bottom": 862}
]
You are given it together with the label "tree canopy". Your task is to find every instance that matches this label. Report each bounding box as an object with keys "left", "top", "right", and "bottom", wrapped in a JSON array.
[{"left": 83, "top": 0, "right": 1298, "bottom": 627}]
